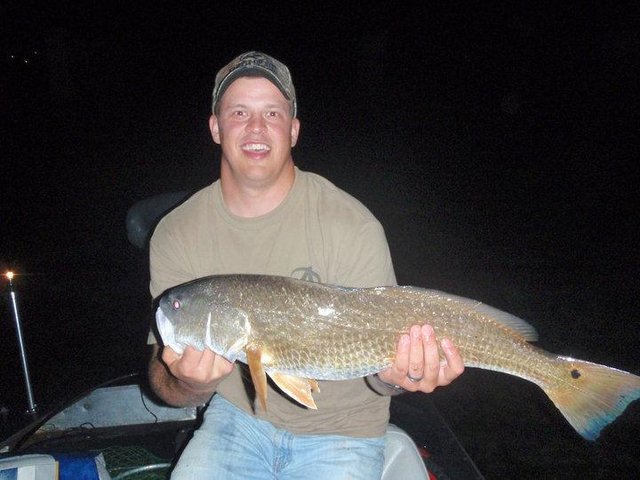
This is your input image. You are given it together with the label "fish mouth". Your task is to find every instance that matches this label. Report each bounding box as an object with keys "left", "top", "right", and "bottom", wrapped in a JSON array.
[{"left": 156, "top": 306, "right": 183, "bottom": 354}]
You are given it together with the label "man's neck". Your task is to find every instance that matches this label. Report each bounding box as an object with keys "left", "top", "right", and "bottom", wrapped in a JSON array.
[{"left": 220, "top": 164, "right": 296, "bottom": 218}]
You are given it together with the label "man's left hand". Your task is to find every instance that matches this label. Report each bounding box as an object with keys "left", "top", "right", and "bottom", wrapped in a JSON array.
[{"left": 377, "top": 324, "right": 464, "bottom": 392}]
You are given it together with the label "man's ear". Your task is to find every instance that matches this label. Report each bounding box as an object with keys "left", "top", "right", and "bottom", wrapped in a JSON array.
[
  {"left": 290, "top": 118, "right": 301, "bottom": 147},
  {"left": 209, "top": 115, "right": 221, "bottom": 144}
]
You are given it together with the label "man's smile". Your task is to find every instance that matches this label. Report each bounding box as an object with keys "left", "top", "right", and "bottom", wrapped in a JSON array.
[{"left": 242, "top": 143, "right": 271, "bottom": 153}]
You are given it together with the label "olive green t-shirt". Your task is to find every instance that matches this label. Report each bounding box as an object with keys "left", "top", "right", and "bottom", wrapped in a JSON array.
[{"left": 149, "top": 168, "right": 397, "bottom": 437}]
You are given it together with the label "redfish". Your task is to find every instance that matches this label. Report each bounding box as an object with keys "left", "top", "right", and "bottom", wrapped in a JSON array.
[{"left": 155, "top": 274, "right": 640, "bottom": 440}]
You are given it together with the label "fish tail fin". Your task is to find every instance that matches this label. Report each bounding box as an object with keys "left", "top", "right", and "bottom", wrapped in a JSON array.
[{"left": 544, "top": 357, "right": 640, "bottom": 441}]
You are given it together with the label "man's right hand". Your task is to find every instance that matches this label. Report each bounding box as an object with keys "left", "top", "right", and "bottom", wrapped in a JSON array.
[
  {"left": 149, "top": 344, "right": 234, "bottom": 407},
  {"left": 162, "top": 345, "right": 234, "bottom": 392}
]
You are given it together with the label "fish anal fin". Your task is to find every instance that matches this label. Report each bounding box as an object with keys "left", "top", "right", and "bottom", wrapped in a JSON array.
[
  {"left": 269, "top": 372, "right": 318, "bottom": 409},
  {"left": 246, "top": 345, "right": 268, "bottom": 412}
]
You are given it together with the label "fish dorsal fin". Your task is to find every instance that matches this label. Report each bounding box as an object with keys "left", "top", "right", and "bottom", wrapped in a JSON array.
[
  {"left": 246, "top": 345, "right": 268, "bottom": 411},
  {"left": 269, "top": 373, "right": 319, "bottom": 410},
  {"left": 442, "top": 292, "right": 539, "bottom": 341}
]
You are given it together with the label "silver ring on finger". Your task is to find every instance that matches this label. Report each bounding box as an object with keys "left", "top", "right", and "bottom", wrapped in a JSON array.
[{"left": 407, "top": 373, "right": 423, "bottom": 383}]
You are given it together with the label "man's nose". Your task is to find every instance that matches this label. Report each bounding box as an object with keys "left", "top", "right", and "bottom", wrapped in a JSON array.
[{"left": 246, "top": 115, "right": 266, "bottom": 133}]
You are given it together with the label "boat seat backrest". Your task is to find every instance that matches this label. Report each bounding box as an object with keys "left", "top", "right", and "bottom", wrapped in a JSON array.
[{"left": 126, "top": 191, "right": 190, "bottom": 249}]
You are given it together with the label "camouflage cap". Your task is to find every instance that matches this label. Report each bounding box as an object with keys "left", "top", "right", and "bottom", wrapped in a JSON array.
[{"left": 212, "top": 51, "right": 297, "bottom": 117}]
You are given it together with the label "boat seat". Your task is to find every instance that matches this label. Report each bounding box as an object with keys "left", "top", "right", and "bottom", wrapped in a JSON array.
[{"left": 383, "top": 424, "right": 429, "bottom": 479}]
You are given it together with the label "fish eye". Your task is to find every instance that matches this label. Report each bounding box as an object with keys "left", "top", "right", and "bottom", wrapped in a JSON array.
[{"left": 172, "top": 299, "right": 181, "bottom": 310}]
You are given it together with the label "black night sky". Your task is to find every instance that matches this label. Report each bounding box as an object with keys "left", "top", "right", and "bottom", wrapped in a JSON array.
[{"left": 1, "top": 2, "right": 639, "bottom": 478}]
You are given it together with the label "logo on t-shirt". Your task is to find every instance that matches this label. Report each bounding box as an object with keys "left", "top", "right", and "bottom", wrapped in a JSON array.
[{"left": 291, "top": 267, "right": 321, "bottom": 283}]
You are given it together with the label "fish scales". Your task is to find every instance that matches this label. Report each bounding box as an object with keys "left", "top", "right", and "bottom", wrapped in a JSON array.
[
  {"left": 159, "top": 275, "right": 579, "bottom": 380},
  {"left": 156, "top": 274, "right": 640, "bottom": 440}
]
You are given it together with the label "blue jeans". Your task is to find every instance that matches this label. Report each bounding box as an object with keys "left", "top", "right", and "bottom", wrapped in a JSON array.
[{"left": 170, "top": 395, "right": 386, "bottom": 479}]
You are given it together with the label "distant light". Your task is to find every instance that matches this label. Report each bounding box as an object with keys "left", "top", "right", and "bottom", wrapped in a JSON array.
[{"left": 6, "top": 271, "right": 14, "bottom": 281}]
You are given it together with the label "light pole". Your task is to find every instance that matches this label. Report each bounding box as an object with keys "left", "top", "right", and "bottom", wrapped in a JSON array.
[{"left": 5, "top": 271, "right": 38, "bottom": 415}]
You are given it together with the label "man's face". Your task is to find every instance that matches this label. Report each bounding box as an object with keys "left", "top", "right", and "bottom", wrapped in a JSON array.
[{"left": 210, "top": 76, "right": 300, "bottom": 189}]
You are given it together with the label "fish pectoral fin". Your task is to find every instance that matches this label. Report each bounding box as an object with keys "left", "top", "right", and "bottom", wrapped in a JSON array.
[
  {"left": 308, "top": 379, "right": 320, "bottom": 393},
  {"left": 246, "top": 345, "right": 268, "bottom": 412},
  {"left": 269, "top": 373, "right": 318, "bottom": 410}
]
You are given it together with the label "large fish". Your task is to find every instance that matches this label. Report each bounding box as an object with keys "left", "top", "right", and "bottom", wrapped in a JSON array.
[{"left": 155, "top": 274, "right": 640, "bottom": 440}]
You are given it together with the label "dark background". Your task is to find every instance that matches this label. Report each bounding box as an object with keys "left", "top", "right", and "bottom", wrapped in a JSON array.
[{"left": 1, "top": 2, "right": 639, "bottom": 478}]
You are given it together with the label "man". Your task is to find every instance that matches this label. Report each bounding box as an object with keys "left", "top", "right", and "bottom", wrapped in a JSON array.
[{"left": 148, "top": 51, "right": 464, "bottom": 479}]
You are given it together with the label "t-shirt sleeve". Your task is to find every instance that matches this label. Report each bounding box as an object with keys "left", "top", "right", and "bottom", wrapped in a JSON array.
[
  {"left": 149, "top": 217, "right": 195, "bottom": 300},
  {"left": 147, "top": 216, "right": 199, "bottom": 345},
  {"left": 334, "top": 219, "right": 397, "bottom": 288}
]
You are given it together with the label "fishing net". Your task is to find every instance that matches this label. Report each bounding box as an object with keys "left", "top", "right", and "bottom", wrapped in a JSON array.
[{"left": 97, "top": 445, "right": 171, "bottom": 479}]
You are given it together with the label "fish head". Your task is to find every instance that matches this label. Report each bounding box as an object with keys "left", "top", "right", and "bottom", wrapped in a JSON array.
[{"left": 156, "top": 282, "right": 251, "bottom": 362}]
